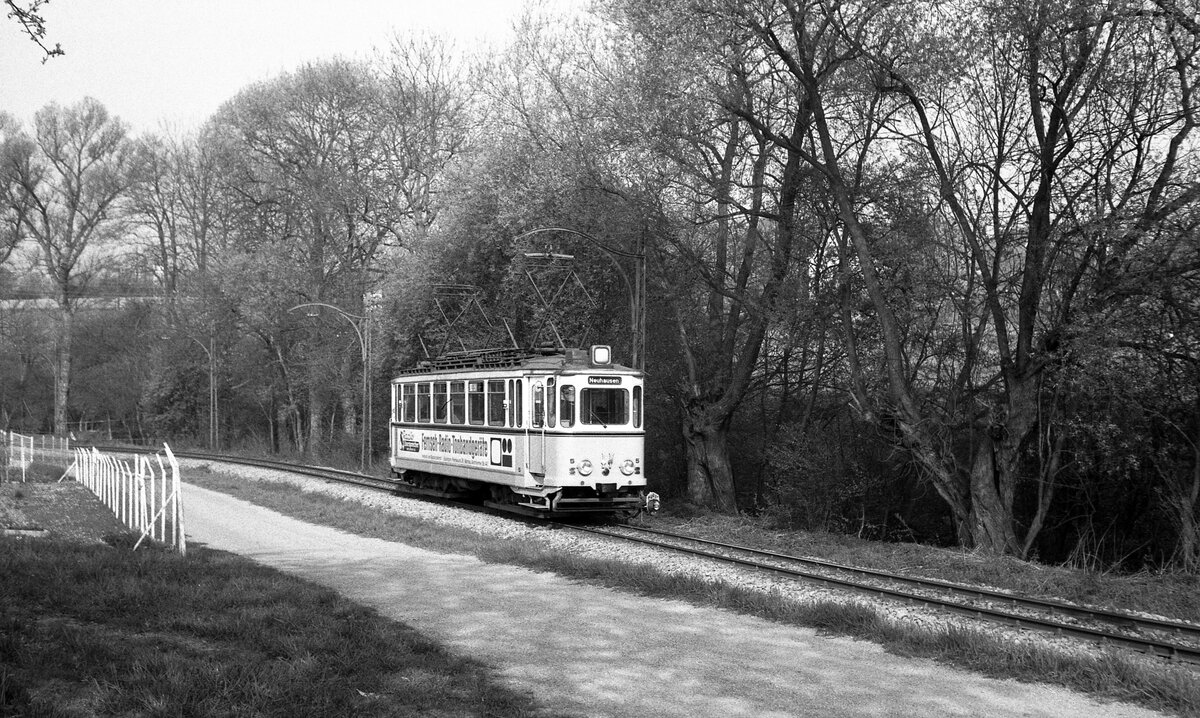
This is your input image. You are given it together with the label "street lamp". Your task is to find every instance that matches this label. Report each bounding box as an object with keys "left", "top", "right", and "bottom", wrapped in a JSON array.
[
  {"left": 160, "top": 333, "right": 218, "bottom": 450},
  {"left": 188, "top": 334, "right": 218, "bottom": 451},
  {"left": 289, "top": 302, "right": 372, "bottom": 471},
  {"left": 515, "top": 227, "right": 647, "bottom": 371}
]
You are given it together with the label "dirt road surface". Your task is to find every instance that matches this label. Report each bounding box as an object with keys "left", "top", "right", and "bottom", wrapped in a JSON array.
[{"left": 183, "top": 483, "right": 1163, "bottom": 718}]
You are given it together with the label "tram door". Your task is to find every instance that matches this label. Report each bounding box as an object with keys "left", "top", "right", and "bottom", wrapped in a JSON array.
[{"left": 527, "top": 380, "right": 546, "bottom": 476}]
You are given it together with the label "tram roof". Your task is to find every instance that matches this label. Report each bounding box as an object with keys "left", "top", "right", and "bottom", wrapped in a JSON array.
[{"left": 393, "top": 346, "right": 637, "bottom": 379}]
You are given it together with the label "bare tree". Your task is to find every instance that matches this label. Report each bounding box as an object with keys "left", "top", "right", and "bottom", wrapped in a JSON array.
[
  {"left": 127, "top": 134, "right": 185, "bottom": 295},
  {"left": 0, "top": 113, "right": 25, "bottom": 268},
  {"left": 605, "top": 0, "right": 1198, "bottom": 550},
  {"left": 2, "top": 98, "right": 134, "bottom": 433},
  {"left": 868, "top": 0, "right": 1200, "bottom": 554},
  {"left": 711, "top": 0, "right": 1200, "bottom": 554},
  {"left": 375, "top": 34, "right": 473, "bottom": 238},
  {"left": 207, "top": 51, "right": 473, "bottom": 455}
]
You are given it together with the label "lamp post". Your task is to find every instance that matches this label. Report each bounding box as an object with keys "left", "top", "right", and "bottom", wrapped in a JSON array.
[
  {"left": 160, "top": 331, "right": 217, "bottom": 449},
  {"left": 514, "top": 227, "right": 646, "bottom": 372},
  {"left": 188, "top": 334, "right": 218, "bottom": 450},
  {"left": 289, "top": 302, "right": 372, "bottom": 471}
]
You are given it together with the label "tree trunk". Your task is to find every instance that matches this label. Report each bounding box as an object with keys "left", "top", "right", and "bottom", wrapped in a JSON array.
[
  {"left": 53, "top": 305, "right": 73, "bottom": 436},
  {"left": 308, "top": 389, "right": 325, "bottom": 456},
  {"left": 265, "top": 401, "right": 278, "bottom": 454},
  {"left": 966, "top": 434, "right": 1021, "bottom": 554},
  {"left": 1022, "top": 428, "right": 1064, "bottom": 559},
  {"left": 682, "top": 406, "right": 737, "bottom": 513}
]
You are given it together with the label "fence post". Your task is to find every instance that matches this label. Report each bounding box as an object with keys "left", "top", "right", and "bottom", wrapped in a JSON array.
[
  {"left": 163, "top": 445, "right": 186, "bottom": 556},
  {"left": 135, "top": 457, "right": 146, "bottom": 535},
  {"left": 156, "top": 453, "right": 167, "bottom": 543}
]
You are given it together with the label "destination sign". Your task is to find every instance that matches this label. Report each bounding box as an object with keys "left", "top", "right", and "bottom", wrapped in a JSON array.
[{"left": 588, "top": 376, "right": 621, "bottom": 385}]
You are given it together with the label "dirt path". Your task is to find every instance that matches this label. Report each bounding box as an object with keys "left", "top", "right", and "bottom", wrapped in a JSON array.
[{"left": 183, "top": 483, "right": 1163, "bottom": 718}]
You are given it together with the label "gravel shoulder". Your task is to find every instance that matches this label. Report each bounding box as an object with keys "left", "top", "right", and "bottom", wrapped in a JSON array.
[{"left": 180, "top": 461, "right": 1167, "bottom": 718}]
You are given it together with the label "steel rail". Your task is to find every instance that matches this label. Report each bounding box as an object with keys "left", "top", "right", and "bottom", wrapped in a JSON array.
[
  {"left": 574, "top": 523, "right": 1200, "bottom": 664},
  {"left": 94, "top": 446, "right": 401, "bottom": 493},
  {"left": 617, "top": 525, "right": 1194, "bottom": 633},
  {"left": 96, "top": 446, "right": 1200, "bottom": 663}
]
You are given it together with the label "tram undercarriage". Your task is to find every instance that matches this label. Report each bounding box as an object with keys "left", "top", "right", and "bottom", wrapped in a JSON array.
[{"left": 392, "top": 469, "right": 658, "bottom": 518}]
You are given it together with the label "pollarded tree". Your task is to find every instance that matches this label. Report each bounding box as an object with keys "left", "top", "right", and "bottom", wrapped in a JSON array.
[{"left": 1, "top": 98, "right": 134, "bottom": 434}]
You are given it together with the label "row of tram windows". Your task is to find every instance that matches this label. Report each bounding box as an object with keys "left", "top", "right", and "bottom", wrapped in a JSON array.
[{"left": 395, "top": 378, "right": 644, "bottom": 430}]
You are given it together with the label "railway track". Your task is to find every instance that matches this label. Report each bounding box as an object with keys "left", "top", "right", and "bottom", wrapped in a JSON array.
[
  {"left": 574, "top": 523, "right": 1200, "bottom": 664},
  {"left": 94, "top": 444, "right": 407, "bottom": 494},
  {"left": 96, "top": 445, "right": 1200, "bottom": 665}
]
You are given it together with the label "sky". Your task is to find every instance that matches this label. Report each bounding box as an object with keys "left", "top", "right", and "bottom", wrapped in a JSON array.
[{"left": 0, "top": 0, "right": 544, "bottom": 134}]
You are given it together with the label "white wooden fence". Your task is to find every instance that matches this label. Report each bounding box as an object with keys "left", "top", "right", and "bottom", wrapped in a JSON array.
[
  {"left": 1, "top": 431, "right": 73, "bottom": 482},
  {"left": 70, "top": 445, "right": 187, "bottom": 555}
]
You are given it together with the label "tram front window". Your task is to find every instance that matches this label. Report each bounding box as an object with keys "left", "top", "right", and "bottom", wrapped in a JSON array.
[{"left": 580, "top": 388, "right": 628, "bottom": 426}]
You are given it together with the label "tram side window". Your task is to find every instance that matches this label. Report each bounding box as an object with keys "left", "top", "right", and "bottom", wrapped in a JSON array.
[
  {"left": 633, "top": 386, "right": 642, "bottom": 428},
  {"left": 417, "top": 384, "right": 431, "bottom": 423},
  {"left": 402, "top": 384, "right": 416, "bottom": 423},
  {"left": 488, "top": 380, "right": 505, "bottom": 426},
  {"left": 433, "top": 382, "right": 448, "bottom": 423},
  {"left": 560, "top": 385, "right": 575, "bottom": 428},
  {"left": 532, "top": 383, "right": 544, "bottom": 428},
  {"left": 450, "top": 381, "right": 466, "bottom": 424},
  {"left": 468, "top": 380, "right": 485, "bottom": 425},
  {"left": 546, "top": 377, "right": 556, "bottom": 428},
  {"left": 506, "top": 380, "right": 515, "bottom": 426},
  {"left": 515, "top": 379, "right": 523, "bottom": 428}
]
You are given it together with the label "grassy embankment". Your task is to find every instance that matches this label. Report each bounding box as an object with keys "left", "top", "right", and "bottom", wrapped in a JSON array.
[
  {"left": 183, "top": 463, "right": 1200, "bottom": 717},
  {"left": 0, "top": 463, "right": 558, "bottom": 718}
]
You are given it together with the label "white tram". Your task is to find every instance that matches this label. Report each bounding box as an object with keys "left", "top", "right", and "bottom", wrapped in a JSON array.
[{"left": 388, "top": 345, "right": 659, "bottom": 515}]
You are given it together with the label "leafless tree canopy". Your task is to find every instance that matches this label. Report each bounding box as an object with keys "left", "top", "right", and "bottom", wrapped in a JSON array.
[{"left": 2, "top": 2, "right": 1198, "bottom": 569}]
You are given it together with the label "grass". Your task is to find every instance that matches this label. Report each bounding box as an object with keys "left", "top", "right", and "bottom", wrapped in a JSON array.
[
  {"left": 0, "top": 537, "right": 558, "bottom": 717},
  {"left": 183, "top": 466, "right": 1200, "bottom": 717}
]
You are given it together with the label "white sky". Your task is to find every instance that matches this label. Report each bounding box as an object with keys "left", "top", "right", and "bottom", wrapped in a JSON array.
[{"left": 1, "top": 0, "right": 545, "bottom": 135}]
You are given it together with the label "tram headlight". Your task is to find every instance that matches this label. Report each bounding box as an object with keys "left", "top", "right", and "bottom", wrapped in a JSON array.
[
  {"left": 590, "top": 345, "right": 612, "bottom": 366},
  {"left": 578, "top": 459, "right": 593, "bottom": 476},
  {"left": 620, "top": 459, "right": 636, "bottom": 476}
]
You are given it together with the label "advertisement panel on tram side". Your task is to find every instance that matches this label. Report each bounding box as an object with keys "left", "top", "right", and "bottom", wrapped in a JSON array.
[{"left": 396, "top": 428, "right": 517, "bottom": 471}]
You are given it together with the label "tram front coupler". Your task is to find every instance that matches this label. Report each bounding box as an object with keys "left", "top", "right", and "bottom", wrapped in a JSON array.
[{"left": 643, "top": 491, "right": 661, "bottom": 515}]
